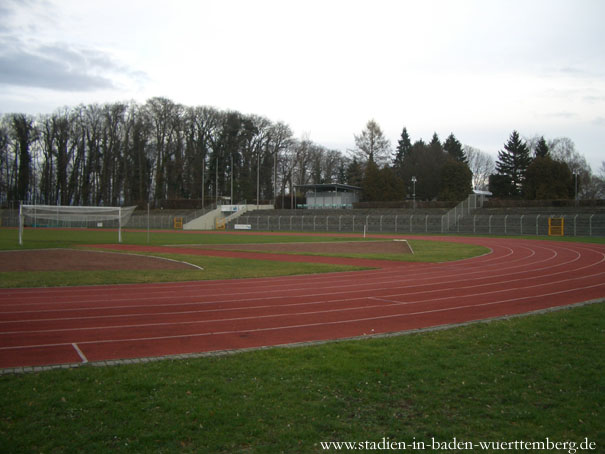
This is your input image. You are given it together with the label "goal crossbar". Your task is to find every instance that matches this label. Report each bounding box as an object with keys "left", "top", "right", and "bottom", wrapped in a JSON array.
[{"left": 19, "top": 204, "right": 136, "bottom": 245}]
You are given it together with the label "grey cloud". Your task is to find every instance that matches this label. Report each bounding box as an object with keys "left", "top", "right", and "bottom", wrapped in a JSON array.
[
  {"left": 0, "top": 46, "right": 117, "bottom": 91},
  {"left": 0, "top": 38, "right": 148, "bottom": 92}
]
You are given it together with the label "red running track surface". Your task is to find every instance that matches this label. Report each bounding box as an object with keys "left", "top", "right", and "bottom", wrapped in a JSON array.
[{"left": 1, "top": 236, "right": 604, "bottom": 369}]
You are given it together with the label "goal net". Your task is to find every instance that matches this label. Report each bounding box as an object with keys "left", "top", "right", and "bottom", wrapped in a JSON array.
[{"left": 19, "top": 204, "right": 137, "bottom": 245}]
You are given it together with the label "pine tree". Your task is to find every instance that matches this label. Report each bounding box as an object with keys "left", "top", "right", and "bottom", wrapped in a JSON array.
[
  {"left": 393, "top": 127, "right": 412, "bottom": 169},
  {"left": 534, "top": 136, "right": 549, "bottom": 158},
  {"left": 443, "top": 133, "right": 466, "bottom": 163},
  {"left": 439, "top": 159, "right": 472, "bottom": 201},
  {"left": 428, "top": 132, "right": 442, "bottom": 152},
  {"left": 522, "top": 157, "right": 573, "bottom": 200},
  {"left": 361, "top": 159, "right": 382, "bottom": 201},
  {"left": 345, "top": 158, "right": 364, "bottom": 187},
  {"left": 495, "top": 131, "right": 532, "bottom": 197}
]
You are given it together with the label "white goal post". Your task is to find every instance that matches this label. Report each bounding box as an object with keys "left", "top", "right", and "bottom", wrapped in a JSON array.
[{"left": 19, "top": 204, "right": 137, "bottom": 246}]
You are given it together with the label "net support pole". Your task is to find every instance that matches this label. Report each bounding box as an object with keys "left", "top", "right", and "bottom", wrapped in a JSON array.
[
  {"left": 118, "top": 207, "right": 122, "bottom": 243},
  {"left": 147, "top": 203, "right": 150, "bottom": 244},
  {"left": 18, "top": 202, "right": 23, "bottom": 246}
]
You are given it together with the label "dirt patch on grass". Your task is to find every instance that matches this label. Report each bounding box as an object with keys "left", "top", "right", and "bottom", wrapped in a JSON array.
[
  {"left": 0, "top": 249, "right": 199, "bottom": 272},
  {"left": 189, "top": 240, "right": 413, "bottom": 255}
]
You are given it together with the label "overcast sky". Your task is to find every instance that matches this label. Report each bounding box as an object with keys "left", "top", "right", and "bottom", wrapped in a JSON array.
[{"left": 1, "top": 0, "right": 603, "bottom": 171}]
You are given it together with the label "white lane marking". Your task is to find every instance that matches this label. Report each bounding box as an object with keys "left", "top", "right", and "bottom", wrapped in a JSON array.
[{"left": 72, "top": 343, "right": 88, "bottom": 363}]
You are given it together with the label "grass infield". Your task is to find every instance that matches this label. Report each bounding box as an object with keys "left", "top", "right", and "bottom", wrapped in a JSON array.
[
  {"left": 0, "top": 228, "right": 488, "bottom": 288},
  {"left": 0, "top": 302, "right": 602, "bottom": 453}
]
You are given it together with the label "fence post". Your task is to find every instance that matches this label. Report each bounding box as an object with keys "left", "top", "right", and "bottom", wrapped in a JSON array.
[
  {"left": 489, "top": 215, "right": 492, "bottom": 234},
  {"left": 425, "top": 214, "right": 428, "bottom": 233},
  {"left": 18, "top": 203, "right": 23, "bottom": 246},
  {"left": 339, "top": 215, "right": 342, "bottom": 231},
  {"left": 574, "top": 214, "right": 577, "bottom": 236},
  {"left": 395, "top": 215, "right": 398, "bottom": 232},
  {"left": 473, "top": 215, "right": 476, "bottom": 234},
  {"left": 410, "top": 215, "right": 413, "bottom": 233},
  {"left": 590, "top": 214, "right": 594, "bottom": 236},
  {"left": 520, "top": 215, "right": 524, "bottom": 235},
  {"left": 504, "top": 215, "right": 508, "bottom": 235},
  {"left": 536, "top": 215, "right": 540, "bottom": 236}
]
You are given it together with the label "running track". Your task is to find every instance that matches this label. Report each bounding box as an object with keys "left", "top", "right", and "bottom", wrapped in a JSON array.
[{"left": 1, "top": 235, "right": 604, "bottom": 371}]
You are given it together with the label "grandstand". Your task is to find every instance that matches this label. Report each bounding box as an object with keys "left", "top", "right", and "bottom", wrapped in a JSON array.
[
  {"left": 3, "top": 197, "right": 603, "bottom": 237},
  {"left": 227, "top": 195, "right": 605, "bottom": 237}
]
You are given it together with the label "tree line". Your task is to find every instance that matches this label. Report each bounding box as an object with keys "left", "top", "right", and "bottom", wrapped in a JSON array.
[
  {"left": 489, "top": 131, "right": 605, "bottom": 200},
  {"left": 347, "top": 121, "right": 475, "bottom": 203},
  {"left": 0, "top": 98, "right": 351, "bottom": 209},
  {"left": 1, "top": 97, "right": 603, "bottom": 209}
]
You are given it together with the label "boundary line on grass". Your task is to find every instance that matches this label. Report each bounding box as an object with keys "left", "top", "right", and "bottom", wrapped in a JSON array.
[{"left": 1, "top": 298, "right": 602, "bottom": 376}]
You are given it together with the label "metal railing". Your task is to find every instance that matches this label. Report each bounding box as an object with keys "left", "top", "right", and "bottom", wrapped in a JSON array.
[
  {"left": 230, "top": 212, "right": 605, "bottom": 237},
  {"left": 1, "top": 208, "right": 210, "bottom": 230}
]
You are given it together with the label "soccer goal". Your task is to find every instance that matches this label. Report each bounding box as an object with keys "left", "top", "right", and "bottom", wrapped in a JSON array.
[{"left": 18, "top": 204, "right": 137, "bottom": 246}]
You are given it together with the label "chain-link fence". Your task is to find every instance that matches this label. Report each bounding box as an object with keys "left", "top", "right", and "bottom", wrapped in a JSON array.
[
  {"left": 230, "top": 212, "right": 605, "bottom": 237},
  {"left": 0, "top": 209, "right": 209, "bottom": 230},
  {"left": 3, "top": 206, "right": 604, "bottom": 237}
]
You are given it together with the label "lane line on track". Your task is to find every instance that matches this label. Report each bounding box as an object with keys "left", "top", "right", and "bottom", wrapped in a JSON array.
[
  {"left": 72, "top": 343, "right": 88, "bottom": 363},
  {"left": 3, "top": 282, "right": 605, "bottom": 353}
]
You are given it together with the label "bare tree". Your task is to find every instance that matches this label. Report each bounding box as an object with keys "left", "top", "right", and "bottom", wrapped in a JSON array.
[
  {"left": 464, "top": 145, "right": 495, "bottom": 191},
  {"left": 0, "top": 119, "right": 10, "bottom": 204},
  {"left": 266, "top": 122, "right": 293, "bottom": 203},
  {"left": 548, "top": 137, "right": 593, "bottom": 198},
  {"left": 352, "top": 119, "right": 391, "bottom": 166}
]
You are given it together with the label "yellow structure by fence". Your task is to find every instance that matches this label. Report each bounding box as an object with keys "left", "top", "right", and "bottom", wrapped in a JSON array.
[
  {"left": 215, "top": 218, "right": 226, "bottom": 230},
  {"left": 173, "top": 217, "right": 183, "bottom": 229},
  {"left": 548, "top": 217, "right": 564, "bottom": 236}
]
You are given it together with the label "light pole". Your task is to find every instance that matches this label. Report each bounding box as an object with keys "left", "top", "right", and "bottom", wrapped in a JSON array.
[
  {"left": 411, "top": 176, "right": 417, "bottom": 210},
  {"left": 257, "top": 150, "right": 260, "bottom": 208},
  {"left": 573, "top": 171, "right": 579, "bottom": 206}
]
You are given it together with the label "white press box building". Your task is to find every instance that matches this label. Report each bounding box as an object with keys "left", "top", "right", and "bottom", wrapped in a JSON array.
[{"left": 296, "top": 184, "right": 361, "bottom": 209}]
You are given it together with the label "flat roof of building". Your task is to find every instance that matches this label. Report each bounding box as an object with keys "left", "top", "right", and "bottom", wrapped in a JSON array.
[{"left": 295, "top": 183, "right": 362, "bottom": 192}]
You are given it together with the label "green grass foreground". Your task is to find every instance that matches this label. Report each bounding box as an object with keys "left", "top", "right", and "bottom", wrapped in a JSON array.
[{"left": 1, "top": 302, "right": 603, "bottom": 453}]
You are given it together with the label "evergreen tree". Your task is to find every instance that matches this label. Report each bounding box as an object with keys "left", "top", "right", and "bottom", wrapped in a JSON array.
[
  {"left": 535, "top": 136, "right": 549, "bottom": 158},
  {"left": 361, "top": 160, "right": 406, "bottom": 202},
  {"left": 361, "top": 159, "right": 382, "bottom": 201},
  {"left": 523, "top": 157, "right": 573, "bottom": 200},
  {"left": 443, "top": 133, "right": 466, "bottom": 163},
  {"left": 488, "top": 173, "right": 514, "bottom": 198},
  {"left": 345, "top": 158, "right": 364, "bottom": 187},
  {"left": 428, "top": 132, "right": 442, "bottom": 152},
  {"left": 495, "top": 130, "right": 532, "bottom": 197},
  {"left": 439, "top": 159, "right": 472, "bottom": 201},
  {"left": 393, "top": 127, "right": 412, "bottom": 169},
  {"left": 379, "top": 165, "right": 406, "bottom": 201}
]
